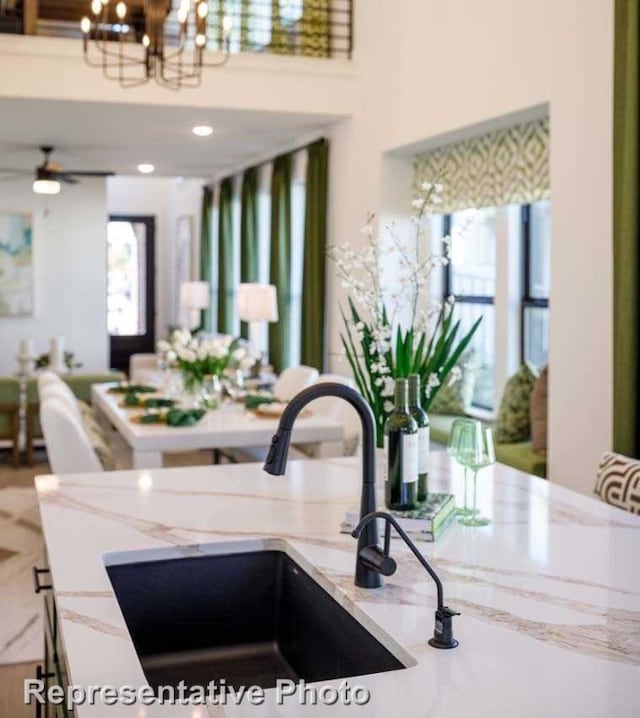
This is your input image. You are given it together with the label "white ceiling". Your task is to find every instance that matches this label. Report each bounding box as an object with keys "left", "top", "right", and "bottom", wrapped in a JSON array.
[{"left": 0, "top": 97, "right": 339, "bottom": 181}]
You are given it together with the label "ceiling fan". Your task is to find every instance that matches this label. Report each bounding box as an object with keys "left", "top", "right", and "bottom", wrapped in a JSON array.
[{"left": 0, "top": 145, "right": 115, "bottom": 195}]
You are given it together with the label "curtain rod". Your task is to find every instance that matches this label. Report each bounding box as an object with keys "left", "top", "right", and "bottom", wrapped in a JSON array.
[{"left": 204, "top": 136, "right": 327, "bottom": 189}]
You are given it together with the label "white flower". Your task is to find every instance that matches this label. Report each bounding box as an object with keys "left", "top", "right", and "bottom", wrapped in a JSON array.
[
  {"left": 383, "top": 400, "right": 394, "bottom": 413},
  {"left": 425, "top": 373, "right": 441, "bottom": 398},
  {"left": 411, "top": 198, "right": 425, "bottom": 210},
  {"left": 420, "top": 181, "right": 432, "bottom": 191},
  {"left": 434, "top": 182, "right": 444, "bottom": 193}
]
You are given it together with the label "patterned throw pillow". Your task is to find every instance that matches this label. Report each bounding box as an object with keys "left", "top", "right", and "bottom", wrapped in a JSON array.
[
  {"left": 494, "top": 363, "right": 539, "bottom": 443},
  {"left": 530, "top": 367, "right": 548, "bottom": 456},
  {"left": 595, "top": 451, "right": 640, "bottom": 514},
  {"left": 429, "top": 355, "right": 476, "bottom": 416}
]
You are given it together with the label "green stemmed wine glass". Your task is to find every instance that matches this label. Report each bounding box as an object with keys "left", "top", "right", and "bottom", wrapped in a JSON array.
[
  {"left": 447, "top": 418, "right": 479, "bottom": 517},
  {"left": 455, "top": 423, "right": 495, "bottom": 527}
]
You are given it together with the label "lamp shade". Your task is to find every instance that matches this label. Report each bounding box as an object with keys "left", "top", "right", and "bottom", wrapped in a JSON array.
[
  {"left": 237, "top": 283, "right": 278, "bottom": 322},
  {"left": 33, "top": 178, "right": 61, "bottom": 195},
  {"left": 180, "top": 281, "right": 210, "bottom": 310}
]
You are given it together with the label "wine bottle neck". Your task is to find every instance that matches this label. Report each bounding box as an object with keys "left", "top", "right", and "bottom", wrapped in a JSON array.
[
  {"left": 408, "top": 375, "right": 421, "bottom": 408},
  {"left": 394, "top": 379, "right": 409, "bottom": 411}
]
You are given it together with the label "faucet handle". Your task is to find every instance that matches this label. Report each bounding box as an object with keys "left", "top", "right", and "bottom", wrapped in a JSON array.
[{"left": 358, "top": 545, "right": 397, "bottom": 577}]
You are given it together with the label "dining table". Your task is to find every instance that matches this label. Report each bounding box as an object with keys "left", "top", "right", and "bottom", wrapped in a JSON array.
[{"left": 91, "top": 383, "right": 344, "bottom": 469}]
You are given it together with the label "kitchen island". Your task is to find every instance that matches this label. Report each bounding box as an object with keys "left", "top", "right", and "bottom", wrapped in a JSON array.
[{"left": 34, "top": 453, "right": 640, "bottom": 717}]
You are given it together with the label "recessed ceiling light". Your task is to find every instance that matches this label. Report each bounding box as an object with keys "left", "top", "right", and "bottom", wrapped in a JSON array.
[
  {"left": 192, "top": 125, "right": 214, "bottom": 137},
  {"left": 137, "top": 163, "right": 155, "bottom": 174}
]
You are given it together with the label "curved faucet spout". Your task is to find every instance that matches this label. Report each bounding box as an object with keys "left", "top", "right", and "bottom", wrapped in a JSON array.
[{"left": 263, "top": 382, "right": 383, "bottom": 588}]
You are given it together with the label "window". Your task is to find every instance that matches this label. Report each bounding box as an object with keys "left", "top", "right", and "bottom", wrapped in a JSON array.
[
  {"left": 107, "top": 220, "right": 147, "bottom": 336},
  {"left": 522, "top": 200, "right": 550, "bottom": 368},
  {"left": 444, "top": 207, "right": 497, "bottom": 410},
  {"left": 441, "top": 201, "right": 551, "bottom": 410}
]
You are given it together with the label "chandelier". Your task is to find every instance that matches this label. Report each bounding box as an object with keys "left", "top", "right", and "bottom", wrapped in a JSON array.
[{"left": 81, "top": 1, "right": 232, "bottom": 90}]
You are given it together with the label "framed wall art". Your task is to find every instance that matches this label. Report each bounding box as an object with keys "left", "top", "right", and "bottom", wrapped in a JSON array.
[{"left": 0, "top": 212, "right": 33, "bottom": 317}]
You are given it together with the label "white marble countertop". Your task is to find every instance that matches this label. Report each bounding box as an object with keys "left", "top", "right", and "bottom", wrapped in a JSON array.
[{"left": 35, "top": 453, "right": 640, "bottom": 717}]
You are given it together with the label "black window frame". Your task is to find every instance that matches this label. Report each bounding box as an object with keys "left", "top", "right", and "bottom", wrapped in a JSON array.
[{"left": 520, "top": 203, "right": 550, "bottom": 365}]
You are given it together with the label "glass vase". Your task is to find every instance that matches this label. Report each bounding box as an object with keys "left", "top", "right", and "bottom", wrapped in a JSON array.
[{"left": 200, "top": 374, "right": 222, "bottom": 410}]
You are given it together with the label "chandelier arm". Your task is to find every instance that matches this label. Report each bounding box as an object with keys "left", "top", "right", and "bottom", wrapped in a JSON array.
[
  {"left": 199, "top": 51, "right": 231, "bottom": 68},
  {"left": 89, "top": 47, "right": 151, "bottom": 68},
  {"left": 92, "top": 36, "right": 147, "bottom": 65},
  {"left": 160, "top": 58, "right": 202, "bottom": 84}
]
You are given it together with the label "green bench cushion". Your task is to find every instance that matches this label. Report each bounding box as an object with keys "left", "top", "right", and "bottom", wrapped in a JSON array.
[
  {"left": 63, "top": 372, "right": 126, "bottom": 403},
  {"left": 26, "top": 371, "right": 126, "bottom": 404},
  {"left": 429, "top": 413, "right": 547, "bottom": 478},
  {"left": 0, "top": 378, "right": 20, "bottom": 438},
  {"left": 494, "top": 441, "right": 547, "bottom": 478}
]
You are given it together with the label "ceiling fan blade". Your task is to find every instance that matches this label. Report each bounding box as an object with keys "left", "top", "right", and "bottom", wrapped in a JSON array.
[
  {"left": 57, "top": 175, "right": 79, "bottom": 185},
  {"left": 59, "top": 170, "right": 115, "bottom": 177}
]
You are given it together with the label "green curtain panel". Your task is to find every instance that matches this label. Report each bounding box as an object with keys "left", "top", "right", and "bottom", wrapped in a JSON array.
[
  {"left": 613, "top": 0, "right": 640, "bottom": 457},
  {"left": 217, "top": 178, "right": 235, "bottom": 335},
  {"left": 301, "top": 139, "right": 329, "bottom": 370},
  {"left": 300, "top": 0, "right": 330, "bottom": 57},
  {"left": 269, "top": 154, "right": 292, "bottom": 373},
  {"left": 199, "top": 186, "right": 213, "bottom": 332},
  {"left": 240, "top": 166, "right": 260, "bottom": 339}
]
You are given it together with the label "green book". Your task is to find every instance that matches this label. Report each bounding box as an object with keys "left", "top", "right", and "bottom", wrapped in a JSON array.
[{"left": 341, "top": 492, "right": 456, "bottom": 542}]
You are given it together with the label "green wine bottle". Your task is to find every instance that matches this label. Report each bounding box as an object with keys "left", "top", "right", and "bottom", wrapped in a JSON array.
[
  {"left": 408, "top": 374, "right": 430, "bottom": 502},
  {"left": 384, "top": 378, "right": 419, "bottom": 510}
]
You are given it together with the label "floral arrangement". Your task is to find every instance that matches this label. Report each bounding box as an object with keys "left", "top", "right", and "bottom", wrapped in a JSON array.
[
  {"left": 329, "top": 181, "right": 481, "bottom": 447},
  {"left": 157, "top": 330, "right": 255, "bottom": 392}
]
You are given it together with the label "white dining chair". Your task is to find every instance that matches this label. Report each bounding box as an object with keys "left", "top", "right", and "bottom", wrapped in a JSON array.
[
  {"left": 39, "top": 381, "right": 83, "bottom": 423},
  {"left": 40, "top": 396, "right": 104, "bottom": 473},
  {"left": 37, "top": 370, "right": 64, "bottom": 390},
  {"left": 273, "top": 365, "right": 319, "bottom": 401},
  {"left": 129, "top": 353, "right": 161, "bottom": 384}
]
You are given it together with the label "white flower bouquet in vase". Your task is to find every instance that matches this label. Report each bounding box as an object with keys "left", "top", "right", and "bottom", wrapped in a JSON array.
[{"left": 157, "top": 330, "right": 255, "bottom": 408}]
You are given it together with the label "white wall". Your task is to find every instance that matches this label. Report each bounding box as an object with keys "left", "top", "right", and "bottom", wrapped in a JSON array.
[
  {"left": 0, "top": 177, "right": 108, "bottom": 374},
  {"left": 547, "top": 0, "right": 613, "bottom": 494},
  {"left": 106, "top": 176, "right": 205, "bottom": 341},
  {"left": 325, "top": 0, "right": 613, "bottom": 495}
]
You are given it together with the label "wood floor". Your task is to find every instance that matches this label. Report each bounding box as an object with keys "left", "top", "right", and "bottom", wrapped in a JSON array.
[{"left": 0, "top": 661, "right": 39, "bottom": 718}]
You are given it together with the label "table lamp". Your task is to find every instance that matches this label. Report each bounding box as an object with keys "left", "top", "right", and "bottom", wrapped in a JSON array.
[
  {"left": 237, "top": 283, "right": 279, "bottom": 362},
  {"left": 180, "top": 281, "right": 210, "bottom": 331}
]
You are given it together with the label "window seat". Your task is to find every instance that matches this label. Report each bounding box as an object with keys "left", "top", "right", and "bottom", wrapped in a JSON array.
[{"left": 429, "top": 413, "right": 547, "bottom": 479}]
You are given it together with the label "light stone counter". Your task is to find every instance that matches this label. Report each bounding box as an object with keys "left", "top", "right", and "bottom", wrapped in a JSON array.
[{"left": 35, "top": 453, "right": 640, "bottom": 717}]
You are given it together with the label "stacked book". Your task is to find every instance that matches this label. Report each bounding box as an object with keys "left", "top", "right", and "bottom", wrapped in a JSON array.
[{"left": 341, "top": 492, "right": 456, "bottom": 542}]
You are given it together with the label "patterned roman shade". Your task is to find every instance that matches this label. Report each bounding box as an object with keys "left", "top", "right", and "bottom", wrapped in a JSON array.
[{"left": 414, "top": 117, "right": 550, "bottom": 212}]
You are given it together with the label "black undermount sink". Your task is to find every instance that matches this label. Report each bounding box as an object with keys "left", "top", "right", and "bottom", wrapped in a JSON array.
[{"left": 105, "top": 548, "right": 407, "bottom": 691}]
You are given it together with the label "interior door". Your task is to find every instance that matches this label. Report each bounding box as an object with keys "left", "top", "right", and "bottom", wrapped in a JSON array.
[{"left": 107, "top": 215, "right": 156, "bottom": 374}]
